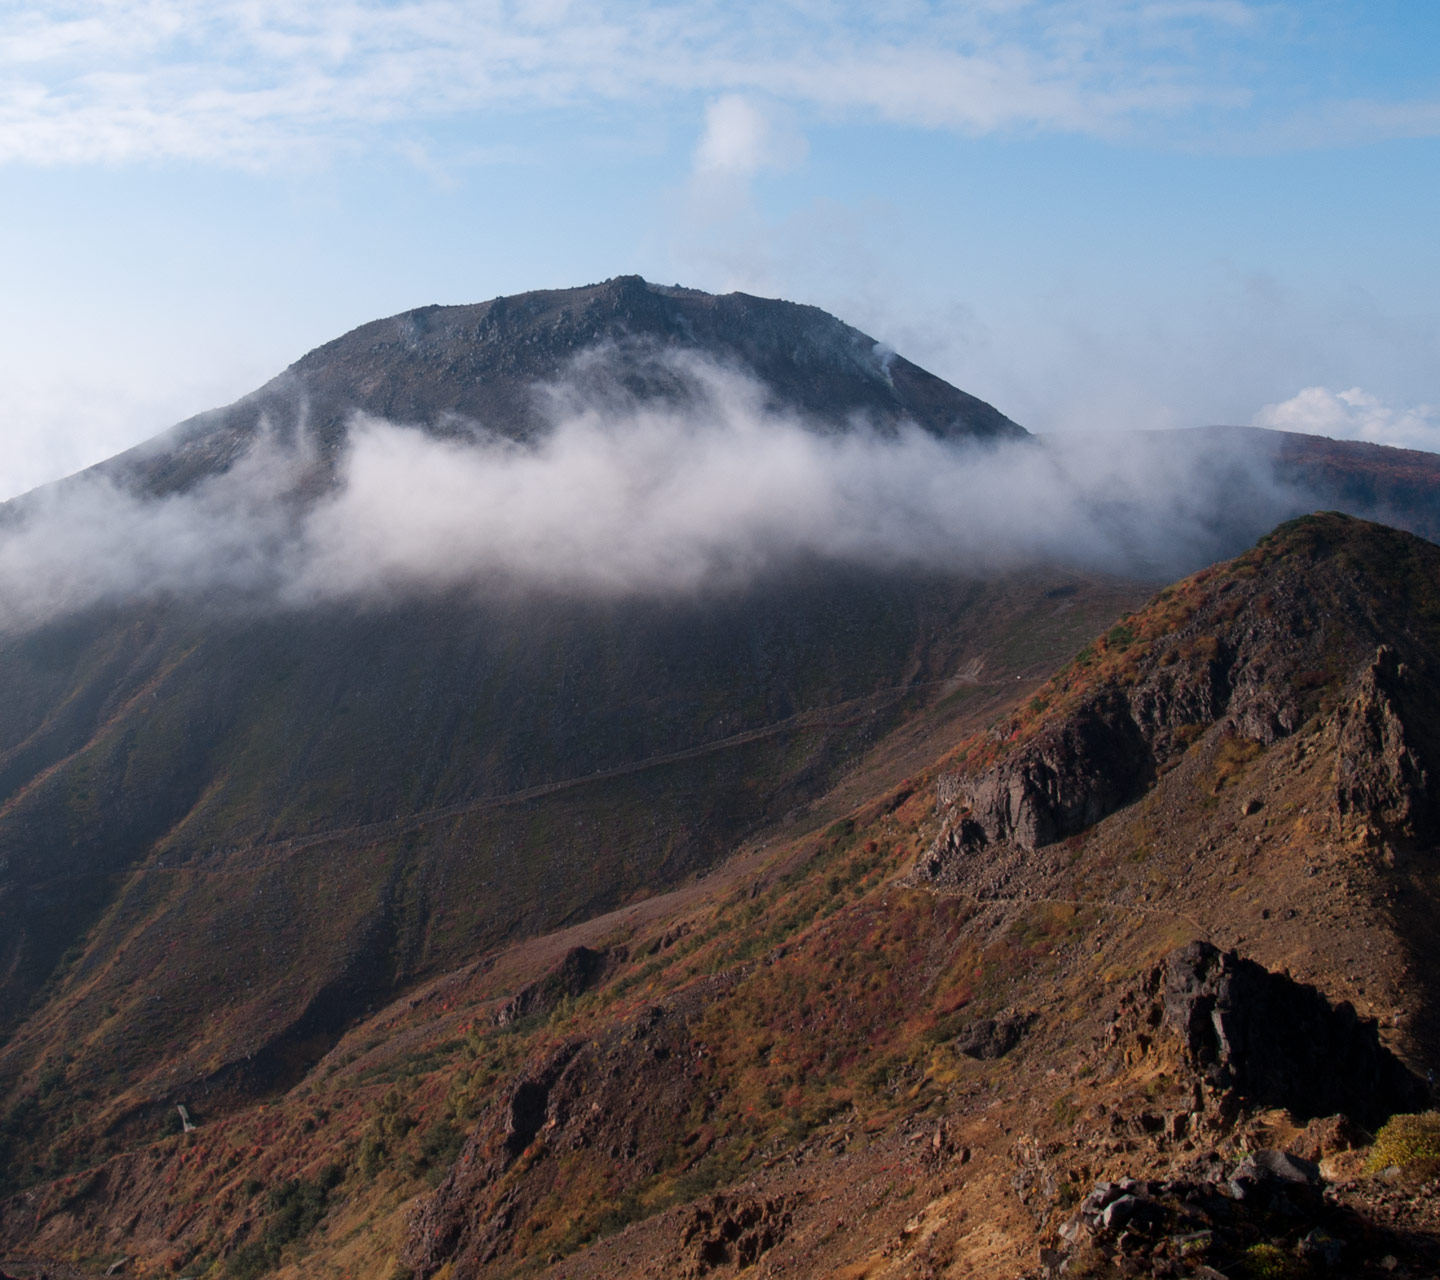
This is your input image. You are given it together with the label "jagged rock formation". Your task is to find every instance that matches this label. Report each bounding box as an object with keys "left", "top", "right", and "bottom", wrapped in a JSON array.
[
  {"left": 670, "top": 1193, "right": 795, "bottom": 1276},
  {"left": 1335, "top": 645, "right": 1440, "bottom": 847},
  {"left": 927, "top": 513, "right": 1440, "bottom": 865},
  {"left": 1040, "top": 942, "right": 1431, "bottom": 1278},
  {"left": 1163, "top": 941, "right": 1426, "bottom": 1129}
]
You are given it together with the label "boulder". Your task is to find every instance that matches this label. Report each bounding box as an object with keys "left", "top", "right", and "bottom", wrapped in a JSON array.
[{"left": 955, "top": 1011, "right": 1035, "bottom": 1060}]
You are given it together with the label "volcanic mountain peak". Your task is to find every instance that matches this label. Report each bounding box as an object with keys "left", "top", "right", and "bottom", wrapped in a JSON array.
[{"left": 103, "top": 276, "right": 1025, "bottom": 498}]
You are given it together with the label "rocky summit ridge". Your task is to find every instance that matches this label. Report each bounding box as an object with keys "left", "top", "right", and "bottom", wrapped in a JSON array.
[{"left": 93, "top": 275, "right": 1025, "bottom": 499}]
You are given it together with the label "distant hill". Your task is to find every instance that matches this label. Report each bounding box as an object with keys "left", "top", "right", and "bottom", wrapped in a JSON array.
[{"left": 1030, "top": 424, "right": 1440, "bottom": 578}]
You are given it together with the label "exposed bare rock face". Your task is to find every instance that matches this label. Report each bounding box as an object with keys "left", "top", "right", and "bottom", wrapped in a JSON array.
[
  {"left": 955, "top": 1009, "right": 1036, "bottom": 1060},
  {"left": 1163, "top": 941, "right": 1426, "bottom": 1129},
  {"left": 1335, "top": 645, "right": 1440, "bottom": 848},
  {"left": 934, "top": 693, "right": 1158, "bottom": 852},
  {"left": 671, "top": 1193, "right": 796, "bottom": 1277},
  {"left": 927, "top": 513, "right": 1440, "bottom": 868}
]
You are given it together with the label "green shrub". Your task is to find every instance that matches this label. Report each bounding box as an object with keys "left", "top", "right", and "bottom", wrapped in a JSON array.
[
  {"left": 1238, "top": 1241, "right": 1301, "bottom": 1279},
  {"left": 266, "top": 1173, "right": 331, "bottom": 1246},
  {"left": 358, "top": 1132, "right": 388, "bottom": 1178},
  {"left": 419, "top": 1118, "right": 465, "bottom": 1174},
  {"left": 227, "top": 1240, "right": 275, "bottom": 1280},
  {"left": 1365, "top": 1111, "right": 1440, "bottom": 1175},
  {"left": 226, "top": 1166, "right": 344, "bottom": 1277}
]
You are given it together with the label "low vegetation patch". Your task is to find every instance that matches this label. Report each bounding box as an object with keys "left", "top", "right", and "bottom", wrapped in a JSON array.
[
  {"left": 226, "top": 1164, "right": 344, "bottom": 1278},
  {"left": 1364, "top": 1111, "right": 1440, "bottom": 1176}
]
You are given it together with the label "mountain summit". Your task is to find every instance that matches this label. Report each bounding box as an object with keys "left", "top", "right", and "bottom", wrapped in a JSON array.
[{"left": 102, "top": 276, "right": 1025, "bottom": 497}]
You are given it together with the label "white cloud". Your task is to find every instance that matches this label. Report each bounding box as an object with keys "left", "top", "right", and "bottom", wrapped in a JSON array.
[
  {"left": 1253, "top": 386, "right": 1440, "bottom": 452},
  {"left": 0, "top": 0, "right": 1281, "bottom": 168},
  {"left": 0, "top": 349, "right": 1310, "bottom": 630},
  {"left": 693, "top": 95, "right": 803, "bottom": 177},
  {"left": 0, "top": 360, "right": 272, "bottom": 504}
]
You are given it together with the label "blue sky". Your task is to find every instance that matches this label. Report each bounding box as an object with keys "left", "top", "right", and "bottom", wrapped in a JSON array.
[{"left": 1, "top": 0, "right": 1438, "bottom": 498}]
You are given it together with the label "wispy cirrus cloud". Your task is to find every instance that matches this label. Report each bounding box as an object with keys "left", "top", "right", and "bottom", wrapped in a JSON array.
[{"left": 0, "top": 0, "right": 1296, "bottom": 168}]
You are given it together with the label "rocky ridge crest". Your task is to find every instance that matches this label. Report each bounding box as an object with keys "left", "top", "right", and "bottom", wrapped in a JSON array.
[{"left": 927, "top": 513, "right": 1440, "bottom": 870}]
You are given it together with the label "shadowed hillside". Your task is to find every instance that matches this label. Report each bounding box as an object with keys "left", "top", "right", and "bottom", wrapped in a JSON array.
[{"left": 7, "top": 515, "right": 1440, "bottom": 1279}]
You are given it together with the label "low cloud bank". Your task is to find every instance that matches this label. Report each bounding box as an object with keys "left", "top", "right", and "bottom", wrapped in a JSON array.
[{"left": 0, "top": 353, "right": 1318, "bottom": 631}]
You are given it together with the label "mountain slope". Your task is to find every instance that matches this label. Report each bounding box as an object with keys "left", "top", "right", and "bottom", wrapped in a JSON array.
[
  {"left": 5, "top": 270, "right": 1440, "bottom": 1279},
  {"left": 6, "top": 514, "right": 1440, "bottom": 1280},
  {"left": 0, "top": 280, "right": 1120, "bottom": 1190},
  {"left": 0, "top": 568, "right": 1142, "bottom": 1115}
]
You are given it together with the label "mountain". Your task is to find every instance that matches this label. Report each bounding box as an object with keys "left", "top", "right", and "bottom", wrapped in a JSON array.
[
  {"left": 91, "top": 275, "right": 1025, "bottom": 500},
  {"left": 0, "top": 279, "right": 1124, "bottom": 1200},
  {"left": 6, "top": 513, "right": 1440, "bottom": 1280},
  {"left": 5, "top": 275, "right": 1440, "bottom": 1279},
  {"left": 1026, "top": 424, "right": 1440, "bottom": 580}
]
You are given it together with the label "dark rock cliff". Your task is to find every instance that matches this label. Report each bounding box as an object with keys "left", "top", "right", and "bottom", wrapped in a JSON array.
[{"left": 1163, "top": 941, "right": 1427, "bottom": 1129}]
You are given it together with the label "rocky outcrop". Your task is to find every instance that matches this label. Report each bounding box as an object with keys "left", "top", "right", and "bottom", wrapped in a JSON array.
[
  {"left": 1162, "top": 941, "right": 1426, "bottom": 1129},
  {"left": 928, "top": 634, "right": 1277, "bottom": 860},
  {"left": 934, "top": 694, "right": 1155, "bottom": 854},
  {"left": 494, "top": 945, "right": 616, "bottom": 1028},
  {"left": 671, "top": 1193, "right": 796, "bottom": 1277},
  {"left": 955, "top": 1010, "right": 1035, "bottom": 1060},
  {"left": 502, "top": 1043, "right": 583, "bottom": 1161},
  {"left": 1335, "top": 646, "right": 1439, "bottom": 846},
  {"left": 403, "top": 983, "right": 736, "bottom": 1279},
  {"left": 1048, "top": 1164, "right": 1338, "bottom": 1280},
  {"left": 929, "top": 517, "right": 1440, "bottom": 864},
  {"left": 928, "top": 620, "right": 1307, "bottom": 860}
]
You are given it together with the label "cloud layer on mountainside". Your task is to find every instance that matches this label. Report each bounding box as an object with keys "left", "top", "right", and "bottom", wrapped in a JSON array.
[{"left": 0, "top": 351, "right": 1309, "bottom": 630}]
